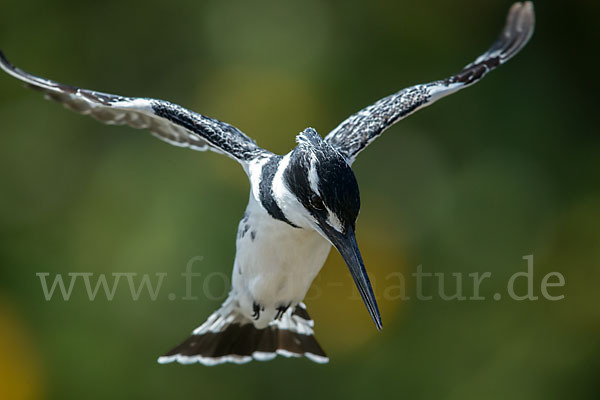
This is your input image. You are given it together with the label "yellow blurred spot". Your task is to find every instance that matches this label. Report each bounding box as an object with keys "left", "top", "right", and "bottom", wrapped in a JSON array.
[
  {"left": 197, "top": 65, "right": 324, "bottom": 156},
  {"left": 305, "top": 224, "right": 408, "bottom": 354},
  {"left": 0, "top": 295, "right": 44, "bottom": 400},
  {"left": 541, "top": 196, "right": 600, "bottom": 329}
]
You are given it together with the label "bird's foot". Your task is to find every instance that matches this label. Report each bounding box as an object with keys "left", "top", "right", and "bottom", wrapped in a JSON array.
[
  {"left": 274, "top": 303, "right": 291, "bottom": 321},
  {"left": 252, "top": 302, "right": 263, "bottom": 320}
]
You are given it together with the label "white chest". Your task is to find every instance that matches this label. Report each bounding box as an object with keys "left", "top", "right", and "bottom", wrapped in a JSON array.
[{"left": 231, "top": 198, "right": 331, "bottom": 323}]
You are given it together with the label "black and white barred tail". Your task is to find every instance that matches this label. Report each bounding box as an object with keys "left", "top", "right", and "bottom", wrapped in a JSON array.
[{"left": 157, "top": 298, "right": 328, "bottom": 365}]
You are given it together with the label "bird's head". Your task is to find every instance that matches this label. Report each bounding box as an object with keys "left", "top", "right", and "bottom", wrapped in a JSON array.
[
  {"left": 285, "top": 127, "right": 360, "bottom": 235},
  {"left": 283, "top": 127, "right": 382, "bottom": 330}
]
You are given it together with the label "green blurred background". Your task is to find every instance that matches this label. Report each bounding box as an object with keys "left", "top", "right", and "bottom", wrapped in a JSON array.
[{"left": 1, "top": 0, "right": 598, "bottom": 399}]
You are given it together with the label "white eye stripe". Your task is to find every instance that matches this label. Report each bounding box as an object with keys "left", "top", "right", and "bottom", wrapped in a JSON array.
[
  {"left": 308, "top": 156, "right": 320, "bottom": 195},
  {"left": 326, "top": 207, "right": 344, "bottom": 233}
]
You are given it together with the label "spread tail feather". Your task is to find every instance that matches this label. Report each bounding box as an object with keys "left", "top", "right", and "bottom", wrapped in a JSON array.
[{"left": 157, "top": 299, "right": 328, "bottom": 365}]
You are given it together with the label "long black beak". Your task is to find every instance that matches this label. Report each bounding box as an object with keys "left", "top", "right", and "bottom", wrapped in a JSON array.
[{"left": 322, "top": 224, "right": 382, "bottom": 331}]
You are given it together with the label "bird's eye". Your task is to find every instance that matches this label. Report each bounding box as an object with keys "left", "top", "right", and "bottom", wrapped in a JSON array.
[{"left": 310, "top": 193, "right": 325, "bottom": 210}]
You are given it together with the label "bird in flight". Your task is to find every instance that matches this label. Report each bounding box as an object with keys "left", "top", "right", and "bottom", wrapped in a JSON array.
[{"left": 0, "top": 2, "right": 534, "bottom": 365}]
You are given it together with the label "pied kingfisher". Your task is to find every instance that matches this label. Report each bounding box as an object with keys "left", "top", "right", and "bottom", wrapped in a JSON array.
[{"left": 0, "top": 3, "right": 534, "bottom": 365}]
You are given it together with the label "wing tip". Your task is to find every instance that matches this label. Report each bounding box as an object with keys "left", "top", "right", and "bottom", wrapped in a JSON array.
[
  {"left": 0, "top": 50, "right": 17, "bottom": 75},
  {"left": 452, "top": 2, "right": 535, "bottom": 85},
  {"left": 496, "top": 2, "right": 535, "bottom": 63},
  {"left": 521, "top": 2, "right": 536, "bottom": 43},
  {"left": 0, "top": 50, "right": 56, "bottom": 91},
  {"left": 490, "top": 1, "right": 536, "bottom": 63},
  {"left": 506, "top": 2, "right": 536, "bottom": 51}
]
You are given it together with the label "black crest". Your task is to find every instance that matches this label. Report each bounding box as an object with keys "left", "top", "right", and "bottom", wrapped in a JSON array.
[{"left": 284, "top": 128, "right": 360, "bottom": 231}]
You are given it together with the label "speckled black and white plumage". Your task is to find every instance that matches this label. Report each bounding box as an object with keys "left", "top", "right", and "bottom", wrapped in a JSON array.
[
  {"left": 0, "top": 2, "right": 534, "bottom": 366},
  {"left": 325, "top": 2, "right": 535, "bottom": 164},
  {"left": 0, "top": 52, "right": 269, "bottom": 165}
]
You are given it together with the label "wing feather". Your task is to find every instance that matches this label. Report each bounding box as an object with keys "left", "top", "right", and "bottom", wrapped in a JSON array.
[
  {"left": 325, "top": 2, "right": 535, "bottom": 164},
  {"left": 0, "top": 53, "right": 270, "bottom": 165}
]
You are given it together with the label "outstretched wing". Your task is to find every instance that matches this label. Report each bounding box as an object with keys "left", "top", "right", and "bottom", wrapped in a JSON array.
[
  {"left": 325, "top": 2, "right": 535, "bottom": 164},
  {"left": 0, "top": 53, "right": 270, "bottom": 166}
]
